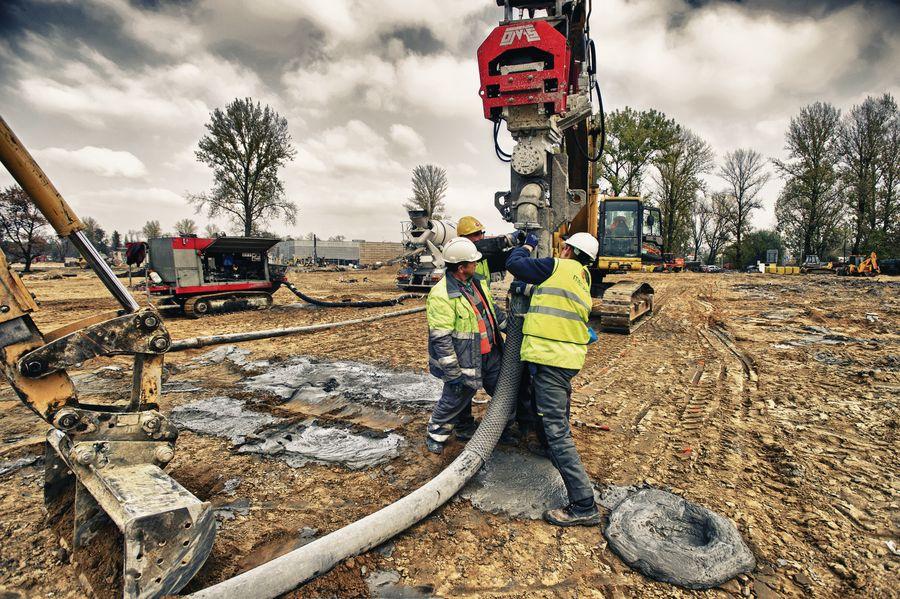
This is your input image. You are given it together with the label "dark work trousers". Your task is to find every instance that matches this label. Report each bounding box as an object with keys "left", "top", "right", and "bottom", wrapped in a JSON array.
[
  {"left": 430, "top": 346, "right": 502, "bottom": 426},
  {"left": 529, "top": 362, "right": 595, "bottom": 506}
]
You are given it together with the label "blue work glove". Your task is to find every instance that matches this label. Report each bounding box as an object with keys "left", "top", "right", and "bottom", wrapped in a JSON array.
[
  {"left": 523, "top": 233, "right": 539, "bottom": 249},
  {"left": 505, "top": 230, "right": 526, "bottom": 247},
  {"left": 587, "top": 326, "right": 598, "bottom": 345},
  {"left": 509, "top": 281, "right": 533, "bottom": 296}
]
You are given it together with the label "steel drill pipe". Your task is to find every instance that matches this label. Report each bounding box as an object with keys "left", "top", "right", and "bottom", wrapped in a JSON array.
[
  {"left": 168, "top": 306, "right": 426, "bottom": 352},
  {"left": 186, "top": 294, "right": 527, "bottom": 599}
]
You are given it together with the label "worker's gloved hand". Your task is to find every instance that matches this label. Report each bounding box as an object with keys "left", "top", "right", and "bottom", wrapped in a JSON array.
[
  {"left": 509, "top": 281, "right": 533, "bottom": 296},
  {"left": 522, "top": 233, "right": 539, "bottom": 249},
  {"left": 587, "top": 326, "right": 598, "bottom": 345},
  {"left": 506, "top": 230, "right": 526, "bottom": 247}
]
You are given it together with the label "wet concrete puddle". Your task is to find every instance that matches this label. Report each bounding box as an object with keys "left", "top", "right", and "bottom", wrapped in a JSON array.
[{"left": 172, "top": 396, "right": 404, "bottom": 470}]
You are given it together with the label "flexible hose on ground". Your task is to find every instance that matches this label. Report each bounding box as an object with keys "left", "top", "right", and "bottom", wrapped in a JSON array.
[
  {"left": 186, "top": 293, "right": 527, "bottom": 598},
  {"left": 285, "top": 282, "right": 423, "bottom": 308},
  {"left": 167, "top": 306, "right": 425, "bottom": 352}
]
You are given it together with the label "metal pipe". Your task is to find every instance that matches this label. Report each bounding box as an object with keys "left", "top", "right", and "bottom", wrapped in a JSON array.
[
  {"left": 168, "top": 306, "right": 426, "bottom": 352},
  {"left": 69, "top": 231, "right": 140, "bottom": 312},
  {"left": 186, "top": 293, "right": 527, "bottom": 599}
]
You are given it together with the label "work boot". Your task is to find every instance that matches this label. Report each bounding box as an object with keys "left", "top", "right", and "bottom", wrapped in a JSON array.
[
  {"left": 527, "top": 439, "right": 550, "bottom": 458},
  {"left": 454, "top": 419, "right": 479, "bottom": 442},
  {"left": 425, "top": 437, "right": 444, "bottom": 455},
  {"left": 426, "top": 422, "right": 453, "bottom": 454},
  {"left": 543, "top": 502, "right": 601, "bottom": 527},
  {"left": 498, "top": 425, "right": 521, "bottom": 446}
]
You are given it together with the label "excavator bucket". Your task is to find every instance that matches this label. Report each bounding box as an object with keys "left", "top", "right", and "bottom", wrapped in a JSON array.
[
  {"left": 596, "top": 281, "right": 655, "bottom": 334},
  {"left": 44, "top": 428, "right": 215, "bottom": 598}
]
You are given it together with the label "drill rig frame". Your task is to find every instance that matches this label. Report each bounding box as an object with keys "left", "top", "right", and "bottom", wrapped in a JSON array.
[
  {"left": 479, "top": 0, "right": 655, "bottom": 333},
  {"left": 0, "top": 116, "right": 214, "bottom": 599}
]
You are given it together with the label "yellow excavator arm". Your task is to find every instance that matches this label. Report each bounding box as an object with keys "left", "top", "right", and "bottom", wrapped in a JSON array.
[{"left": 0, "top": 115, "right": 214, "bottom": 599}]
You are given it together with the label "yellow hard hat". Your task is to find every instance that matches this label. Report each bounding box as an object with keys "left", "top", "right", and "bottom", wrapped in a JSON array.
[{"left": 457, "top": 216, "right": 485, "bottom": 237}]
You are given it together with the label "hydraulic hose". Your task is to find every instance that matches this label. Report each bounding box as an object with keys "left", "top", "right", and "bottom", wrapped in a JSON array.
[
  {"left": 167, "top": 306, "right": 425, "bottom": 352},
  {"left": 186, "top": 293, "right": 528, "bottom": 599},
  {"left": 285, "top": 282, "right": 423, "bottom": 308}
]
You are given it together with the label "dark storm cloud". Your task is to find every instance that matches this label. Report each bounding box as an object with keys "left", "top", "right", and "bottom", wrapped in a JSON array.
[
  {"left": 683, "top": 0, "right": 900, "bottom": 19},
  {"left": 0, "top": 0, "right": 168, "bottom": 72},
  {"left": 211, "top": 19, "right": 327, "bottom": 87},
  {"left": 382, "top": 26, "right": 445, "bottom": 55}
]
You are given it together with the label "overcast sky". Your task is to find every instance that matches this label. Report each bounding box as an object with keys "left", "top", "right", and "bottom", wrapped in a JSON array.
[{"left": 1, "top": 0, "right": 898, "bottom": 241}]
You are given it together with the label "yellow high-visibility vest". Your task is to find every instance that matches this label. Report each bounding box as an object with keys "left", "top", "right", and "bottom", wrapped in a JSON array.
[{"left": 521, "top": 258, "right": 592, "bottom": 370}]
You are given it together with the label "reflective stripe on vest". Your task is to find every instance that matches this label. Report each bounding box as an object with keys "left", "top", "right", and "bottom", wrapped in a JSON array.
[
  {"left": 459, "top": 282, "right": 497, "bottom": 354},
  {"left": 522, "top": 258, "right": 591, "bottom": 345}
]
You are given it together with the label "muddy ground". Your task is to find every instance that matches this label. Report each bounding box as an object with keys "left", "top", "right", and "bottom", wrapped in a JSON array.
[{"left": 0, "top": 267, "right": 897, "bottom": 598}]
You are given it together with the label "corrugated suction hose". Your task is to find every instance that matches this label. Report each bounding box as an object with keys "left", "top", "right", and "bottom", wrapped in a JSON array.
[{"left": 187, "top": 293, "right": 527, "bottom": 598}]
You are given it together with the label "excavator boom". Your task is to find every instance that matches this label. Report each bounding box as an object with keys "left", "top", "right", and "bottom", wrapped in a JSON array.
[{"left": 0, "top": 115, "right": 214, "bottom": 599}]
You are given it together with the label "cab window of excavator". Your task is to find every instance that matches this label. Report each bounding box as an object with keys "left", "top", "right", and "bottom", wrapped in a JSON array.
[{"left": 601, "top": 200, "right": 640, "bottom": 257}]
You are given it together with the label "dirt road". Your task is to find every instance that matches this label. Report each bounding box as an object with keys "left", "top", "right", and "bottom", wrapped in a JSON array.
[{"left": 1, "top": 268, "right": 897, "bottom": 598}]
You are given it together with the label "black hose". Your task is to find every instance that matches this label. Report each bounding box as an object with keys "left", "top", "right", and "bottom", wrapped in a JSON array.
[
  {"left": 285, "top": 282, "right": 423, "bottom": 308},
  {"left": 494, "top": 120, "right": 512, "bottom": 163}
]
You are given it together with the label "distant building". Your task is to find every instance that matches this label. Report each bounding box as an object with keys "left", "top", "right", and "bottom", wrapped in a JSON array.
[{"left": 272, "top": 239, "right": 404, "bottom": 266}]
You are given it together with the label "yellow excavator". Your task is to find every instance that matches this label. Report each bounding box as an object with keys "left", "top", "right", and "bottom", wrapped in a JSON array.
[
  {"left": 478, "top": 0, "right": 657, "bottom": 333},
  {"left": 0, "top": 115, "right": 214, "bottom": 598}
]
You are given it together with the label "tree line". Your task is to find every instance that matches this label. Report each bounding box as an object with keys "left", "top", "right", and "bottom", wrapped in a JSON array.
[
  {"left": 0, "top": 185, "right": 229, "bottom": 271},
  {"left": 597, "top": 94, "right": 898, "bottom": 266}
]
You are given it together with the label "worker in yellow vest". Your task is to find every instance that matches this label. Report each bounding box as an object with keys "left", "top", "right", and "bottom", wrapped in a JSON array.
[
  {"left": 425, "top": 237, "right": 506, "bottom": 454},
  {"left": 457, "top": 215, "right": 523, "bottom": 281},
  {"left": 506, "top": 232, "right": 600, "bottom": 526}
]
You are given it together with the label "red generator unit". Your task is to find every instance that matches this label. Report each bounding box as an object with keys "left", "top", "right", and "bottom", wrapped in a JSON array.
[{"left": 131, "top": 236, "right": 287, "bottom": 317}]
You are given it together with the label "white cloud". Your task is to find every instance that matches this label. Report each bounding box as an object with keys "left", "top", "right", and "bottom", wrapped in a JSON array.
[
  {"left": 296, "top": 119, "right": 404, "bottom": 176},
  {"left": 10, "top": 33, "right": 273, "bottom": 129},
  {"left": 283, "top": 52, "right": 481, "bottom": 118},
  {"left": 34, "top": 146, "right": 147, "bottom": 178},
  {"left": 389, "top": 124, "right": 426, "bottom": 156}
]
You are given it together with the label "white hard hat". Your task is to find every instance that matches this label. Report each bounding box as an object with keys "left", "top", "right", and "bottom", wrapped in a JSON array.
[
  {"left": 442, "top": 237, "right": 482, "bottom": 264},
  {"left": 565, "top": 232, "right": 599, "bottom": 261}
]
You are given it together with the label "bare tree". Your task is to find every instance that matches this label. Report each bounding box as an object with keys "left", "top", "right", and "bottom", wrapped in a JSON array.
[
  {"left": 404, "top": 164, "right": 448, "bottom": 220},
  {"left": 328, "top": 235, "right": 346, "bottom": 241},
  {"left": 703, "top": 192, "right": 733, "bottom": 265},
  {"left": 653, "top": 128, "right": 714, "bottom": 254},
  {"left": 689, "top": 196, "right": 711, "bottom": 262},
  {"left": 719, "top": 148, "right": 770, "bottom": 267},
  {"left": 142, "top": 220, "right": 162, "bottom": 240},
  {"left": 0, "top": 185, "right": 49, "bottom": 272},
  {"left": 203, "top": 224, "right": 222, "bottom": 238},
  {"left": 837, "top": 94, "right": 895, "bottom": 254},
  {"left": 773, "top": 102, "right": 843, "bottom": 260},
  {"left": 174, "top": 218, "right": 198, "bottom": 236},
  {"left": 190, "top": 97, "right": 297, "bottom": 236},
  {"left": 875, "top": 96, "right": 899, "bottom": 256}
]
